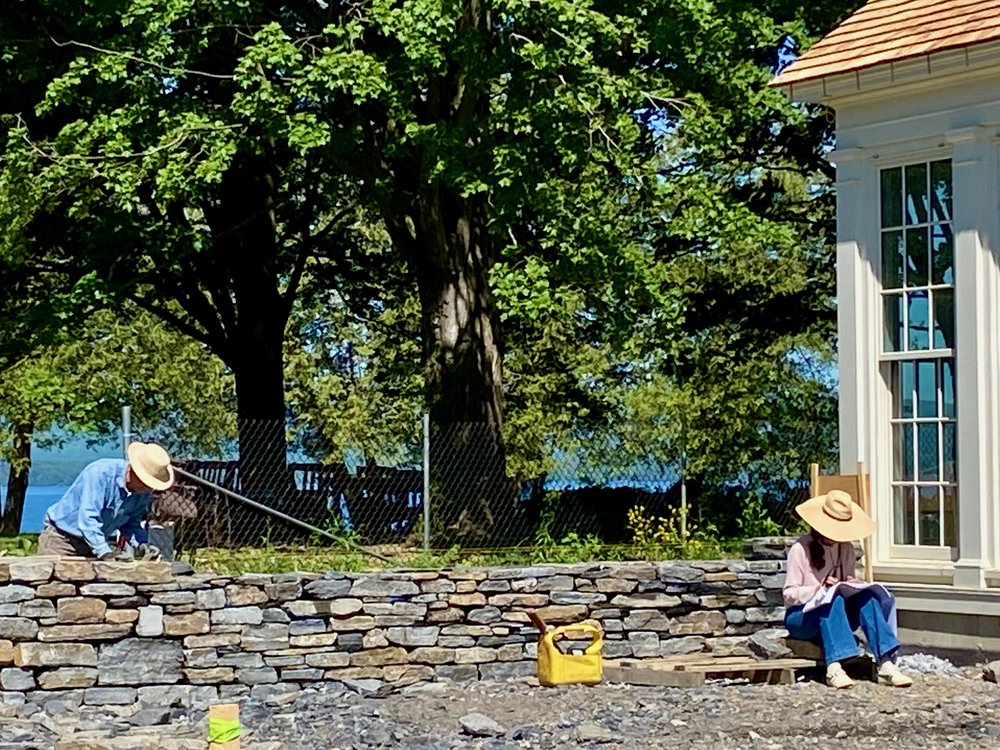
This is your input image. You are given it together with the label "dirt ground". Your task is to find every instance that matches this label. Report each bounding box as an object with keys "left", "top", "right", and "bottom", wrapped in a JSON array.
[{"left": 7, "top": 664, "right": 1000, "bottom": 750}]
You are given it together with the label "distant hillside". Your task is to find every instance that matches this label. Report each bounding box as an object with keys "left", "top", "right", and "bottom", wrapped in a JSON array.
[{"left": 0, "top": 435, "right": 120, "bottom": 487}]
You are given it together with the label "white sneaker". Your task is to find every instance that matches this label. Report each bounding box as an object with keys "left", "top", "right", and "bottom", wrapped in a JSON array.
[
  {"left": 826, "top": 662, "right": 855, "bottom": 690},
  {"left": 878, "top": 660, "right": 913, "bottom": 688}
]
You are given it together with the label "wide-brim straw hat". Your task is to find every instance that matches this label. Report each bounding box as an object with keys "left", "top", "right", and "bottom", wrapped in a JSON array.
[
  {"left": 126, "top": 441, "right": 175, "bottom": 492},
  {"left": 795, "top": 489, "right": 875, "bottom": 542}
]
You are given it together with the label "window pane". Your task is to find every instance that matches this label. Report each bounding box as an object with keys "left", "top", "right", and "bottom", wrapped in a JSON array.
[
  {"left": 942, "top": 422, "right": 956, "bottom": 483},
  {"left": 881, "top": 231, "right": 904, "bottom": 289},
  {"left": 905, "top": 163, "right": 928, "bottom": 225},
  {"left": 905, "top": 226, "right": 929, "bottom": 287},
  {"left": 881, "top": 167, "right": 903, "bottom": 228},
  {"left": 893, "top": 485, "right": 915, "bottom": 545},
  {"left": 907, "top": 291, "right": 930, "bottom": 350},
  {"left": 930, "top": 160, "right": 952, "bottom": 223},
  {"left": 918, "top": 486, "right": 940, "bottom": 545},
  {"left": 884, "top": 294, "right": 903, "bottom": 352},
  {"left": 933, "top": 289, "right": 954, "bottom": 350},
  {"left": 942, "top": 359, "right": 956, "bottom": 418},
  {"left": 917, "top": 423, "right": 939, "bottom": 481},
  {"left": 893, "top": 423, "right": 914, "bottom": 481},
  {"left": 891, "top": 360, "right": 915, "bottom": 419},
  {"left": 942, "top": 485, "right": 957, "bottom": 547},
  {"left": 916, "top": 360, "right": 937, "bottom": 418},
  {"left": 931, "top": 223, "right": 953, "bottom": 285}
]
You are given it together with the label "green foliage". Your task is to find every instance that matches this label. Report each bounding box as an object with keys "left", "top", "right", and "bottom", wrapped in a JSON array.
[
  {"left": 0, "top": 534, "right": 37, "bottom": 556},
  {"left": 0, "top": 305, "right": 236, "bottom": 464},
  {"left": 284, "top": 238, "right": 424, "bottom": 468},
  {"left": 626, "top": 505, "right": 730, "bottom": 559},
  {"left": 534, "top": 531, "right": 607, "bottom": 565},
  {"left": 738, "top": 496, "right": 786, "bottom": 539},
  {"left": 190, "top": 545, "right": 373, "bottom": 576}
]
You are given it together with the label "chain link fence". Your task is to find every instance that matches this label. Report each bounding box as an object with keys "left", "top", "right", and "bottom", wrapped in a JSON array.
[{"left": 156, "top": 417, "right": 833, "bottom": 559}]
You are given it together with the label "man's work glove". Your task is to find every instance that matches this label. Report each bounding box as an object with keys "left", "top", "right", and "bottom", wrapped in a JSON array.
[
  {"left": 99, "top": 550, "right": 131, "bottom": 562},
  {"left": 136, "top": 543, "right": 162, "bottom": 561}
]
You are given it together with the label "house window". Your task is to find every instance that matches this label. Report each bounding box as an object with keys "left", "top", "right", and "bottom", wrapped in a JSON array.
[{"left": 880, "top": 160, "right": 956, "bottom": 548}]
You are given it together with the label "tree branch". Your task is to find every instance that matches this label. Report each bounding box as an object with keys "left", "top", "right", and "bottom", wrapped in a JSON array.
[
  {"left": 126, "top": 293, "right": 219, "bottom": 352},
  {"left": 50, "top": 37, "right": 235, "bottom": 80},
  {"left": 282, "top": 201, "right": 357, "bottom": 312}
]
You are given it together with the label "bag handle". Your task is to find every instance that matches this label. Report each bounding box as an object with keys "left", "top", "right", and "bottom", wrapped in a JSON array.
[{"left": 544, "top": 623, "right": 603, "bottom": 655}]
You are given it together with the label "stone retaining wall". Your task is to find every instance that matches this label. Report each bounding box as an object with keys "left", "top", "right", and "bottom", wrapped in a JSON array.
[{"left": 0, "top": 557, "right": 786, "bottom": 710}]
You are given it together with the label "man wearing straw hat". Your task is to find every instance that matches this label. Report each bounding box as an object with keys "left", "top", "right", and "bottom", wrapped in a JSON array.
[
  {"left": 782, "top": 489, "right": 913, "bottom": 690},
  {"left": 38, "top": 442, "right": 175, "bottom": 560}
]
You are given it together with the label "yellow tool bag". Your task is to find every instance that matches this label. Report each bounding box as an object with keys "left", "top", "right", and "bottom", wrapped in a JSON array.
[{"left": 531, "top": 615, "right": 604, "bottom": 687}]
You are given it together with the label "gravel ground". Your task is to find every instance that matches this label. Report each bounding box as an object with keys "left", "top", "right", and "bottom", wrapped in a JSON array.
[{"left": 4, "top": 664, "right": 1000, "bottom": 749}]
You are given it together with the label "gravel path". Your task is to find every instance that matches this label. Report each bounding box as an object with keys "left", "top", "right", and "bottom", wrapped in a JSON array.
[{"left": 4, "top": 668, "right": 1000, "bottom": 749}]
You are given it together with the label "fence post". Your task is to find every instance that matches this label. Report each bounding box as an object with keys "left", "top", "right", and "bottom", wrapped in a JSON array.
[
  {"left": 679, "top": 413, "right": 688, "bottom": 544},
  {"left": 121, "top": 406, "right": 132, "bottom": 458},
  {"left": 680, "top": 455, "right": 688, "bottom": 543},
  {"left": 422, "top": 412, "right": 431, "bottom": 553}
]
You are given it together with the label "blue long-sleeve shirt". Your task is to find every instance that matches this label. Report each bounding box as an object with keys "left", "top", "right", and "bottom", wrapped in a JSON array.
[{"left": 45, "top": 459, "right": 151, "bottom": 558}]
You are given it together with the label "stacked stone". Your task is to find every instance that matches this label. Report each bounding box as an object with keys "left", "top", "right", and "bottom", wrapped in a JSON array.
[{"left": 0, "top": 556, "right": 785, "bottom": 710}]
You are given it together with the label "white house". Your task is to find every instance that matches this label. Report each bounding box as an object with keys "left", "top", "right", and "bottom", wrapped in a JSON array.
[{"left": 774, "top": 0, "right": 1000, "bottom": 649}]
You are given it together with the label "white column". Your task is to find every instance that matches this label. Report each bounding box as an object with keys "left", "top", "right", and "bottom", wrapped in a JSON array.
[
  {"left": 834, "top": 153, "right": 865, "bottom": 472},
  {"left": 832, "top": 148, "right": 887, "bottom": 561},
  {"left": 949, "top": 127, "right": 999, "bottom": 588}
]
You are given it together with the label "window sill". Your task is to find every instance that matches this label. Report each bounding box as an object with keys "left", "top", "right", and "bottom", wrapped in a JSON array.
[{"left": 889, "top": 544, "right": 958, "bottom": 562}]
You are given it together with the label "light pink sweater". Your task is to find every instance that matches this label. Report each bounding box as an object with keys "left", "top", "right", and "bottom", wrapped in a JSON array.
[{"left": 782, "top": 535, "right": 857, "bottom": 607}]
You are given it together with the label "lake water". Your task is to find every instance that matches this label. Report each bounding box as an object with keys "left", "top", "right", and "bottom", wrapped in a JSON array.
[{"left": 0, "top": 486, "right": 69, "bottom": 533}]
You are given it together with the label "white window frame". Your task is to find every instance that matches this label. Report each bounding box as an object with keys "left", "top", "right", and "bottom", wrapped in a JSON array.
[{"left": 875, "top": 155, "right": 958, "bottom": 557}]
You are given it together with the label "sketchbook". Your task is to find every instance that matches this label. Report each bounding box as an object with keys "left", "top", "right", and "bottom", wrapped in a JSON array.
[{"left": 802, "top": 581, "right": 898, "bottom": 635}]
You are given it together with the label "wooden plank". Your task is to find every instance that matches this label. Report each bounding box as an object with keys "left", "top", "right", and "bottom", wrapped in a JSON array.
[
  {"left": 607, "top": 656, "right": 756, "bottom": 671},
  {"left": 679, "top": 659, "right": 816, "bottom": 674},
  {"left": 749, "top": 668, "right": 795, "bottom": 685},
  {"left": 604, "top": 664, "right": 706, "bottom": 687},
  {"left": 857, "top": 460, "right": 874, "bottom": 583},
  {"left": 675, "top": 660, "right": 758, "bottom": 672},
  {"left": 604, "top": 656, "right": 819, "bottom": 687},
  {"left": 607, "top": 657, "right": 818, "bottom": 673}
]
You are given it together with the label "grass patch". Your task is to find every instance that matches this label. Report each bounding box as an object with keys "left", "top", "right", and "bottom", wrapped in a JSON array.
[
  {"left": 187, "top": 538, "right": 745, "bottom": 575},
  {"left": 0, "top": 533, "right": 746, "bottom": 574}
]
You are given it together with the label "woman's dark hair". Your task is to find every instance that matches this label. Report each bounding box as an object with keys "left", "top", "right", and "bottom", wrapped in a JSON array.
[{"left": 807, "top": 528, "right": 826, "bottom": 570}]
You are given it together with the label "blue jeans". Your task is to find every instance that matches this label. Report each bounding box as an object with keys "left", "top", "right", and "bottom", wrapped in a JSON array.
[{"left": 785, "top": 590, "right": 899, "bottom": 665}]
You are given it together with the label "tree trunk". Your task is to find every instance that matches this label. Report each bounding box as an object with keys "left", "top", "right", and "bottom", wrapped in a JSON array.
[
  {"left": 377, "top": 0, "right": 517, "bottom": 546},
  {"left": 0, "top": 422, "right": 33, "bottom": 536},
  {"left": 410, "top": 187, "right": 519, "bottom": 546},
  {"left": 207, "top": 155, "right": 295, "bottom": 543},
  {"left": 232, "top": 345, "right": 289, "bottom": 503},
  {"left": 415, "top": 190, "right": 503, "bottom": 431}
]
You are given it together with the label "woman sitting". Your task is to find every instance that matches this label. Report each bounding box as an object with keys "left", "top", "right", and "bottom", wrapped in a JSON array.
[{"left": 783, "top": 489, "right": 912, "bottom": 689}]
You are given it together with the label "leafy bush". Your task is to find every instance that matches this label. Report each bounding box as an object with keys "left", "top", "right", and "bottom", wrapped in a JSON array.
[{"left": 0, "top": 534, "right": 37, "bottom": 556}]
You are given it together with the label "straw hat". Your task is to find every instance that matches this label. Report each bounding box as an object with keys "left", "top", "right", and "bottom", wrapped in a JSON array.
[
  {"left": 126, "top": 442, "right": 175, "bottom": 492},
  {"left": 795, "top": 489, "right": 875, "bottom": 542}
]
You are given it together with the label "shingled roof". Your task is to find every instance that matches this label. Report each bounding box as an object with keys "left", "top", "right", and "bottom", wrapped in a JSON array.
[{"left": 774, "top": 0, "right": 1000, "bottom": 87}]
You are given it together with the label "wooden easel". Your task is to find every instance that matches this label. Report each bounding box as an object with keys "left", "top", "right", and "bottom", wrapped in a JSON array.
[{"left": 809, "top": 461, "right": 873, "bottom": 582}]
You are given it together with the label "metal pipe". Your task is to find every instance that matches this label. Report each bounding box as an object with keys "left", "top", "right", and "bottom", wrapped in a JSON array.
[
  {"left": 422, "top": 413, "right": 431, "bottom": 553},
  {"left": 680, "top": 412, "right": 688, "bottom": 542},
  {"left": 172, "top": 466, "right": 397, "bottom": 565},
  {"left": 121, "top": 406, "right": 132, "bottom": 458}
]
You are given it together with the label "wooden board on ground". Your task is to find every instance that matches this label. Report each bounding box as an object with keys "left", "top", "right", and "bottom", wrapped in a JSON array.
[{"left": 604, "top": 656, "right": 821, "bottom": 688}]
